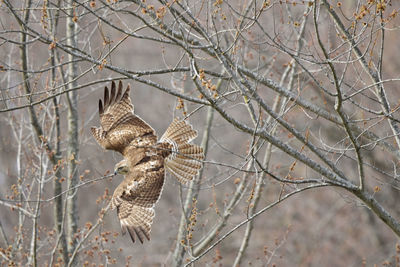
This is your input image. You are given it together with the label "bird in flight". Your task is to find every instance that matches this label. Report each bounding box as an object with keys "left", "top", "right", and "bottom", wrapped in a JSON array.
[{"left": 91, "top": 81, "right": 204, "bottom": 243}]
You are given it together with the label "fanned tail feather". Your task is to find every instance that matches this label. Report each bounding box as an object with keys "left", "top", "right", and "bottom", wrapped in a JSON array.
[{"left": 160, "top": 119, "right": 204, "bottom": 183}]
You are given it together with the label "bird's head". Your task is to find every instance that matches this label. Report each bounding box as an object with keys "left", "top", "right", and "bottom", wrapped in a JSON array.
[{"left": 114, "top": 159, "right": 129, "bottom": 175}]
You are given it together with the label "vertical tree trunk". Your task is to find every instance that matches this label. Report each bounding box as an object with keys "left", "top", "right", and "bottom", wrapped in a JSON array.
[
  {"left": 16, "top": 0, "right": 33, "bottom": 258},
  {"left": 65, "top": 0, "right": 79, "bottom": 259},
  {"left": 14, "top": 0, "right": 70, "bottom": 263},
  {"left": 172, "top": 100, "right": 214, "bottom": 266},
  {"left": 46, "top": 0, "right": 69, "bottom": 263}
]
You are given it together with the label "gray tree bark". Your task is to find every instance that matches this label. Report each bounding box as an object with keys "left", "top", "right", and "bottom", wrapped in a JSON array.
[{"left": 65, "top": 0, "right": 79, "bottom": 260}]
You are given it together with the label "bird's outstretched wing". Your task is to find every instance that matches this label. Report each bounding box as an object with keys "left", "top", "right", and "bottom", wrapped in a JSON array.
[
  {"left": 111, "top": 157, "right": 165, "bottom": 243},
  {"left": 117, "top": 202, "right": 154, "bottom": 243},
  {"left": 91, "top": 81, "right": 156, "bottom": 155}
]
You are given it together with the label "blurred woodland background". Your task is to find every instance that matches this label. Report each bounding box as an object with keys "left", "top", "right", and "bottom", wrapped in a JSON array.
[{"left": 1, "top": 0, "right": 400, "bottom": 266}]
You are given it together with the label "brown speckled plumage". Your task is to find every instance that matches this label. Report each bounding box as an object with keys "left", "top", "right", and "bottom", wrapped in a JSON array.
[{"left": 91, "top": 81, "right": 204, "bottom": 244}]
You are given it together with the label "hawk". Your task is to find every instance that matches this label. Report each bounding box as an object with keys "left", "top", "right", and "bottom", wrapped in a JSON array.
[{"left": 91, "top": 81, "right": 204, "bottom": 243}]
